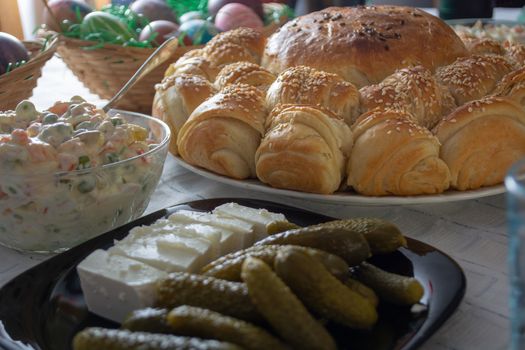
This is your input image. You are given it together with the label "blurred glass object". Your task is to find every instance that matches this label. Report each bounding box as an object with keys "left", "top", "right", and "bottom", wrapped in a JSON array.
[
  {"left": 439, "top": 0, "right": 494, "bottom": 19},
  {"left": 506, "top": 158, "right": 525, "bottom": 350}
]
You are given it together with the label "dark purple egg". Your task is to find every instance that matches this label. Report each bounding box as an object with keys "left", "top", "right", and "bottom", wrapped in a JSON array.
[
  {"left": 0, "top": 32, "right": 29, "bottom": 76},
  {"left": 139, "top": 20, "right": 179, "bottom": 46},
  {"left": 0, "top": 32, "right": 30, "bottom": 76},
  {"left": 130, "top": 0, "right": 177, "bottom": 24},
  {"left": 43, "top": 0, "right": 93, "bottom": 32},
  {"left": 208, "top": 0, "right": 264, "bottom": 19}
]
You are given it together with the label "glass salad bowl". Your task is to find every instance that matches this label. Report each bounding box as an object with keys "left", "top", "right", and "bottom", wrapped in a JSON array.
[{"left": 0, "top": 108, "right": 170, "bottom": 253}]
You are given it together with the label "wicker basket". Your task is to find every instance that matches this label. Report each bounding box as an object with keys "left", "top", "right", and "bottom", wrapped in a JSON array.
[
  {"left": 56, "top": 22, "right": 284, "bottom": 114},
  {"left": 0, "top": 37, "right": 58, "bottom": 111},
  {"left": 57, "top": 36, "right": 198, "bottom": 113}
]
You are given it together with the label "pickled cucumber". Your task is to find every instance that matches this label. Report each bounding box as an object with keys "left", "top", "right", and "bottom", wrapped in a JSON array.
[
  {"left": 166, "top": 305, "right": 289, "bottom": 350},
  {"left": 121, "top": 308, "right": 172, "bottom": 334},
  {"left": 354, "top": 262, "right": 424, "bottom": 305},
  {"left": 241, "top": 257, "right": 336, "bottom": 350},
  {"left": 254, "top": 222, "right": 371, "bottom": 265},
  {"left": 274, "top": 247, "right": 378, "bottom": 329},
  {"left": 343, "top": 277, "right": 379, "bottom": 307},
  {"left": 324, "top": 218, "right": 406, "bottom": 254},
  {"left": 201, "top": 244, "right": 349, "bottom": 281},
  {"left": 73, "top": 328, "right": 241, "bottom": 350},
  {"left": 155, "top": 272, "right": 260, "bottom": 322}
]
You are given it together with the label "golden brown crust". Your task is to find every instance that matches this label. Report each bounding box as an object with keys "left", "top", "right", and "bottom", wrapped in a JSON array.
[
  {"left": 215, "top": 62, "right": 276, "bottom": 92},
  {"left": 177, "top": 84, "right": 266, "bottom": 179},
  {"left": 458, "top": 34, "right": 505, "bottom": 56},
  {"left": 154, "top": 74, "right": 216, "bottom": 155},
  {"left": 347, "top": 109, "right": 450, "bottom": 195},
  {"left": 435, "top": 55, "right": 514, "bottom": 106},
  {"left": 255, "top": 104, "right": 352, "bottom": 194},
  {"left": 165, "top": 50, "right": 219, "bottom": 81},
  {"left": 492, "top": 67, "right": 525, "bottom": 111},
  {"left": 262, "top": 6, "right": 467, "bottom": 88},
  {"left": 433, "top": 96, "right": 525, "bottom": 190},
  {"left": 266, "top": 66, "right": 360, "bottom": 125},
  {"left": 504, "top": 41, "right": 525, "bottom": 67},
  {"left": 203, "top": 28, "right": 266, "bottom": 69},
  {"left": 359, "top": 66, "right": 456, "bottom": 129}
]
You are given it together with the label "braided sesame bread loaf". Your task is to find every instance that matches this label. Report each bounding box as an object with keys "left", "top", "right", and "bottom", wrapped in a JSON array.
[
  {"left": 177, "top": 84, "right": 266, "bottom": 179},
  {"left": 263, "top": 6, "right": 468, "bottom": 88},
  {"left": 433, "top": 96, "right": 525, "bottom": 191},
  {"left": 347, "top": 109, "right": 450, "bottom": 196},
  {"left": 255, "top": 104, "right": 352, "bottom": 194}
]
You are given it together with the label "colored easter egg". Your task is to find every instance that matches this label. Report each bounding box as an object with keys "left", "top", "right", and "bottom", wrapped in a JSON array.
[
  {"left": 139, "top": 20, "right": 179, "bottom": 46},
  {"left": 130, "top": 0, "right": 177, "bottom": 24},
  {"left": 179, "top": 11, "right": 205, "bottom": 23},
  {"left": 179, "top": 19, "right": 218, "bottom": 45},
  {"left": 80, "top": 11, "right": 136, "bottom": 43},
  {"left": 208, "top": 0, "right": 264, "bottom": 19},
  {"left": 43, "top": 0, "right": 93, "bottom": 32},
  {"left": 215, "top": 3, "right": 264, "bottom": 32}
]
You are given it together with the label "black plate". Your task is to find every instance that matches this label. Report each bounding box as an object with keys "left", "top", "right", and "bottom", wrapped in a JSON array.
[{"left": 0, "top": 198, "right": 466, "bottom": 350}]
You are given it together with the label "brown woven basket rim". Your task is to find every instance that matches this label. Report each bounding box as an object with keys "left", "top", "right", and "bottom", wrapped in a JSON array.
[{"left": 0, "top": 36, "right": 58, "bottom": 83}]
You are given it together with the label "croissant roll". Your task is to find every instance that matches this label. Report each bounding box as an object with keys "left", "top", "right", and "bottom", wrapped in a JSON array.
[
  {"left": 255, "top": 104, "right": 352, "bottom": 194},
  {"left": 492, "top": 67, "right": 525, "bottom": 107},
  {"left": 177, "top": 84, "right": 266, "bottom": 179},
  {"left": 203, "top": 28, "right": 266, "bottom": 68},
  {"left": 433, "top": 96, "right": 525, "bottom": 191},
  {"left": 164, "top": 49, "right": 219, "bottom": 81},
  {"left": 504, "top": 41, "right": 525, "bottom": 67},
  {"left": 153, "top": 74, "right": 216, "bottom": 155},
  {"left": 359, "top": 66, "right": 456, "bottom": 129},
  {"left": 347, "top": 109, "right": 450, "bottom": 196},
  {"left": 435, "top": 55, "right": 514, "bottom": 106},
  {"left": 460, "top": 36, "right": 505, "bottom": 56},
  {"left": 266, "top": 66, "right": 360, "bottom": 126},
  {"left": 215, "top": 62, "right": 276, "bottom": 92}
]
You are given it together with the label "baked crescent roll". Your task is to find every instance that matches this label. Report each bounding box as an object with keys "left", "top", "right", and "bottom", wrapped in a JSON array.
[
  {"left": 266, "top": 66, "right": 360, "bottom": 125},
  {"left": 435, "top": 55, "right": 514, "bottom": 106},
  {"left": 154, "top": 74, "right": 216, "bottom": 155},
  {"left": 359, "top": 66, "right": 456, "bottom": 129},
  {"left": 347, "top": 109, "right": 450, "bottom": 196},
  {"left": 504, "top": 41, "right": 525, "bottom": 67},
  {"left": 255, "top": 104, "right": 352, "bottom": 194},
  {"left": 164, "top": 49, "right": 219, "bottom": 81},
  {"left": 433, "top": 96, "right": 525, "bottom": 191},
  {"left": 203, "top": 28, "right": 266, "bottom": 68},
  {"left": 492, "top": 67, "right": 525, "bottom": 108},
  {"left": 215, "top": 62, "right": 276, "bottom": 92},
  {"left": 177, "top": 84, "right": 266, "bottom": 179},
  {"left": 460, "top": 36, "right": 504, "bottom": 56}
]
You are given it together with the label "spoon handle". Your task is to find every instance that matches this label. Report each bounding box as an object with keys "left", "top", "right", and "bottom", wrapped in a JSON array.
[{"left": 102, "top": 36, "right": 179, "bottom": 113}]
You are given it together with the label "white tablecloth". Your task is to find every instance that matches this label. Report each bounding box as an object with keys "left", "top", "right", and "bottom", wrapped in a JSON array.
[{"left": 0, "top": 8, "right": 520, "bottom": 349}]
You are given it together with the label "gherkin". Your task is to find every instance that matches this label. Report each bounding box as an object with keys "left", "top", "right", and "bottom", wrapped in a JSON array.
[
  {"left": 155, "top": 272, "right": 260, "bottom": 322},
  {"left": 254, "top": 220, "right": 372, "bottom": 265},
  {"left": 166, "top": 305, "right": 289, "bottom": 350},
  {"left": 73, "top": 327, "right": 241, "bottom": 350},
  {"left": 274, "top": 247, "right": 378, "bottom": 329},
  {"left": 354, "top": 262, "right": 424, "bottom": 305},
  {"left": 241, "top": 257, "right": 337, "bottom": 350},
  {"left": 201, "top": 244, "right": 349, "bottom": 281}
]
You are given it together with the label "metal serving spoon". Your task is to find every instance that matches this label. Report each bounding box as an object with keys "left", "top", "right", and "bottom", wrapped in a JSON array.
[{"left": 102, "top": 36, "right": 179, "bottom": 113}]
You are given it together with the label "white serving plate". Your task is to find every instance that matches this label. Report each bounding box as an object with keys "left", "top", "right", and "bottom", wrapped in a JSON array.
[{"left": 173, "top": 157, "right": 506, "bottom": 206}]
